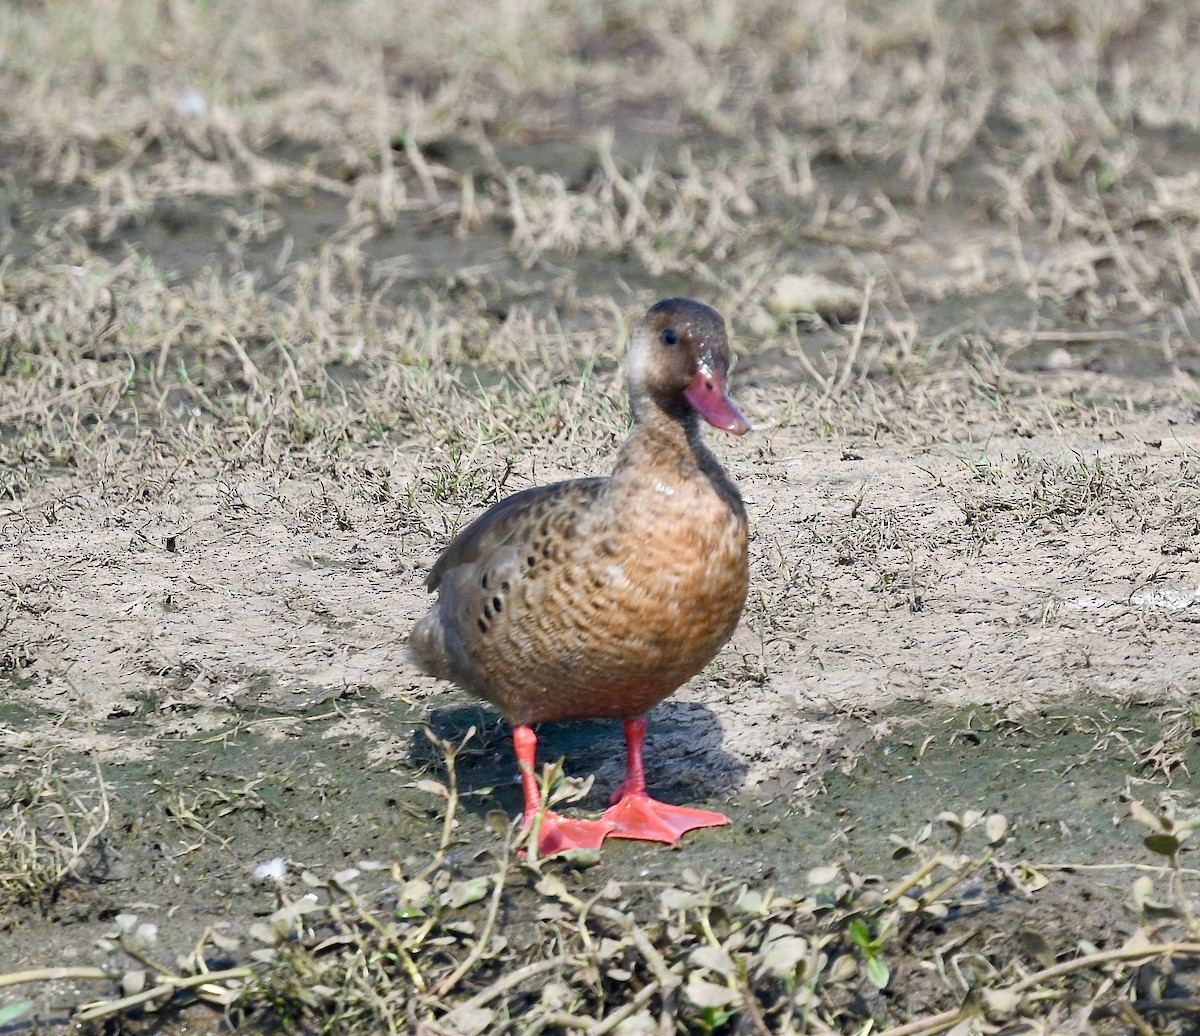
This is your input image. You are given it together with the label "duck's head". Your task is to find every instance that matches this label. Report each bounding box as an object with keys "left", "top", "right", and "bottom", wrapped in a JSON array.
[{"left": 628, "top": 298, "right": 750, "bottom": 435}]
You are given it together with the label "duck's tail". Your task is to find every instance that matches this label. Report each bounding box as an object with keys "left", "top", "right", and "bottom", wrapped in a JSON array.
[{"left": 407, "top": 606, "right": 454, "bottom": 681}]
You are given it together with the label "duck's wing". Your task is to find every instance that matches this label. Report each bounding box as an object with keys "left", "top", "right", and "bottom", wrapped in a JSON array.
[
  {"left": 411, "top": 478, "right": 606, "bottom": 689},
  {"left": 425, "top": 478, "right": 606, "bottom": 592}
]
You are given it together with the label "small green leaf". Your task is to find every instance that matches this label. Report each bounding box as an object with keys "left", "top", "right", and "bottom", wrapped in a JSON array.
[
  {"left": 1144, "top": 833, "right": 1180, "bottom": 857},
  {"left": 552, "top": 847, "right": 601, "bottom": 868},
  {"left": 445, "top": 876, "right": 489, "bottom": 908},
  {"left": 0, "top": 1002, "right": 33, "bottom": 1026},
  {"left": 701, "top": 1005, "right": 737, "bottom": 1027},
  {"left": 866, "top": 955, "right": 889, "bottom": 989},
  {"left": 847, "top": 918, "right": 872, "bottom": 948}
]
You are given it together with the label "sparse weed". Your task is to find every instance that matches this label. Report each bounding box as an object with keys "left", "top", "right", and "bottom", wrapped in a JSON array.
[
  {"left": 0, "top": 757, "right": 109, "bottom": 908},
  {"left": 158, "top": 774, "right": 270, "bottom": 853}
]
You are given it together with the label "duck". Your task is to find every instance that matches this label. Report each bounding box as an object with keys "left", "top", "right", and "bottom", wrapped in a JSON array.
[{"left": 409, "top": 298, "right": 751, "bottom": 855}]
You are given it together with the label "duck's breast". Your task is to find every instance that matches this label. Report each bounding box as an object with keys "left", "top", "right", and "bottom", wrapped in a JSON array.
[
  {"left": 605, "top": 473, "right": 749, "bottom": 680},
  {"left": 465, "top": 470, "right": 746, "bottom": 724}
]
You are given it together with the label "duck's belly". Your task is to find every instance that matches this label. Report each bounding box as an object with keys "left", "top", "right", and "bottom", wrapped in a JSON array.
[{"left": 469, "top": 489, "right": 749, "bottom": 725}]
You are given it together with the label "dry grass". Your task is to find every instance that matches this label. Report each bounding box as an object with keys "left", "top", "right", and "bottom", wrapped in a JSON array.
[
  {"left": 2, "top": 0, "right": 1198, "bottom": 506},
  {"left": 0, "top": 758, "right": 109, "bottom": 908}
]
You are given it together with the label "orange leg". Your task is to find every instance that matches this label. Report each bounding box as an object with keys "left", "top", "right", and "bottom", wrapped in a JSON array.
[
  {"left": 512, "top": 725, "right": 614, "bottom": 855},
  {"left": 602, "top": 717, "right": 729, "bottom": 845}
]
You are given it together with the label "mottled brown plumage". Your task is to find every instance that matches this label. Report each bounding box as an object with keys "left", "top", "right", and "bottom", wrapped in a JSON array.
[{"left": 410, "top": 298, "right": 750, "bottom": 854}]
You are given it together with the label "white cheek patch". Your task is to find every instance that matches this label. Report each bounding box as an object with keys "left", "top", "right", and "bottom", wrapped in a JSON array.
[{"left": 626, "top": 328, "right": 653, "bottom": 390}]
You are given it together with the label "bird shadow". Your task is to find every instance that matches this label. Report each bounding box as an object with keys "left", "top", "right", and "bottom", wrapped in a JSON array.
[{"left": 410, "top": 699, "right": 747, "bottom": 818}]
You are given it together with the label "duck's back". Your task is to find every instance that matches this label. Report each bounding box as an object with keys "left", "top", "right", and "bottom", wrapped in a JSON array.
[{"left": 409, "top": 447, "right": 748, "bottom": 726}]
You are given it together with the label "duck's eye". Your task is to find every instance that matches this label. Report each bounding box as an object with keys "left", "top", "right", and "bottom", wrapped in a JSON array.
[{"left": 660, "top": 328, "right": 679, "bottom": 346}]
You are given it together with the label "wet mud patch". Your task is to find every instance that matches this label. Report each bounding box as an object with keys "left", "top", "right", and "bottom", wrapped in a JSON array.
[
  {"left": 3, "top": 693, "right": 1196, "bottom": 1031},
  {"left": 3, "top": 689, "right": 433, "bottom": 965},
  {"left": 774, "top": 701, "right": 1200, "bottom": 868}
]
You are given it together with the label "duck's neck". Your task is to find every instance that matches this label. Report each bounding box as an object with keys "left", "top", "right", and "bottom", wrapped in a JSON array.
[{"left": 614, "top": 394, "right": 717, "bottom": 480}]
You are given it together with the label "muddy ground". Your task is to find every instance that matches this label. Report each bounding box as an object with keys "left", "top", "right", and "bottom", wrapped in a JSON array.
[{"left": 3, "top": 2, "right": 1200, "bottom": 1032}]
